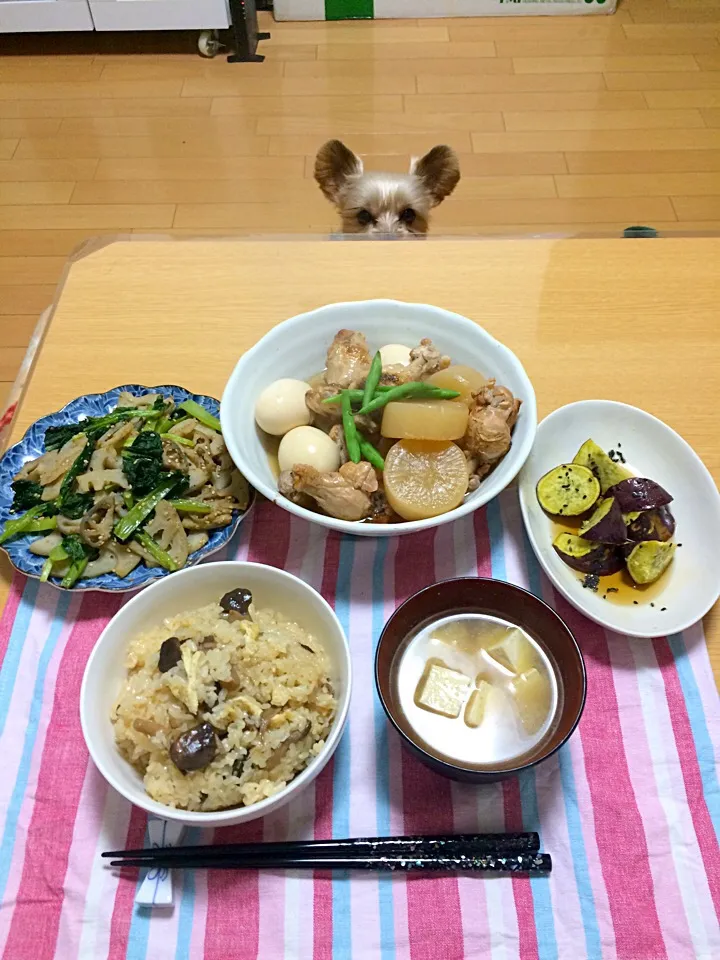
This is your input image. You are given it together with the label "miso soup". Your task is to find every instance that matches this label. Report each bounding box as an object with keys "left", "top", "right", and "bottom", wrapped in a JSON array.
[{"left": 393, "top": 614, "right": 560, "bottom": 769}]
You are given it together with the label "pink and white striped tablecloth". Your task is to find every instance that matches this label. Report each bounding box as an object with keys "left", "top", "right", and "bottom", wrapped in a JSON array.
[{"left": 0, "top": 493, "right": 718, "bottom": 960}]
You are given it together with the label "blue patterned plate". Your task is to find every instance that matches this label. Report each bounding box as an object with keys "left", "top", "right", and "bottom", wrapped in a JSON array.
[{"left": 0, "top": 384, "right": 254, "bottom": 592}]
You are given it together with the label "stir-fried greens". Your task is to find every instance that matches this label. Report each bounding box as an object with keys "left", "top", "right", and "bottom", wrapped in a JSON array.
[
  {"left": 122, "top": 431, "right": 165, "bottom": 496},
  {"left": 1, "top": 391, "right": 250, "bottom": 587}
]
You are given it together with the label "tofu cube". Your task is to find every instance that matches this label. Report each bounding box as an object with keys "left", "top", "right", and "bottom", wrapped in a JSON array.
[
  {"left": 432, "top": 620, "right": 472, "bottom": 650},
  {"left": 485, "top": 628, "right": 535, "bottom": 676},
  {"left": 414, "top": 659, "right": 471, "bottom": 718}
]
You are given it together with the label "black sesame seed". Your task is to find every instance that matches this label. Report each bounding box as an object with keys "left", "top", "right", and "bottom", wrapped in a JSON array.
[
  {"left": 661, "top": 607, "right": 667, "bottom": 612},
  {"left": 633, "top": 600, "right": 639, "bottom": 605},
  {"left": 562, "top": 504, "right": 568, "bottom": 509},
  {"left": 617, "top": 442, "right": 622, "bottom": 447},
  {"left": 582, "top": 573, "right": 600, "bottom": 592},
  {"left": 677, "top": 543, "right": 683, "bottom": 547},
  {"left": 607, "top": 587, "right": 619, "bottom": 593},
  {"left": 650, "top": 602, "right": 655, "bottom": 607},
  {"left": 582, "top": 495, "right": 587, "bottom": 500}
]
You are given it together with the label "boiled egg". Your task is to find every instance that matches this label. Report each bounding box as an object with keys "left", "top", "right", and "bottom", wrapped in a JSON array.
[
  {"left": 278, "top": 426, "right": 340, "bottom": 474},
  {"left": 379, "top": 344, "right": 412, "bottom": 367},
  {"left": 254, "top": 378, "right": 311, "bottom": 436}
]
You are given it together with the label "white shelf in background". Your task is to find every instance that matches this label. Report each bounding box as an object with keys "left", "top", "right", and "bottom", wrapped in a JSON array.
[
  {"left": 0, "top": 0, "right": 94, "bottom": 33},
  {"left": 88, "top": 0, "right": 230, "bottom": 31}
]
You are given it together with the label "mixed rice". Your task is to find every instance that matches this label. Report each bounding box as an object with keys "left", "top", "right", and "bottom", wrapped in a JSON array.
[{"left": 111, "top": 588, "right": 337, "bottom": 811}]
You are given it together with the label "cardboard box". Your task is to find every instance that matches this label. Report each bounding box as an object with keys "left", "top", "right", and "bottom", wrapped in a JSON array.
[{"left": 275, "top": 0, "right": 618, "bottom": 22}]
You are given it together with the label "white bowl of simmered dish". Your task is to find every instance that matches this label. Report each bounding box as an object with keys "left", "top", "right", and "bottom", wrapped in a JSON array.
[
  {"left": 80, "top": 561, "right": 351, "bottom": 827},
  {"left": 221, "top": 300, "right": 536, "bottom": 536}
]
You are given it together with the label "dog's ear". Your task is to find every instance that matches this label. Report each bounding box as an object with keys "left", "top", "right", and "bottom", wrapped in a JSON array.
[
  {"left": 411, "top": 145, "right": 460, "bottom": 207},
  {"left": 314, "top": 140, "right": 363, "bottom": 203}
]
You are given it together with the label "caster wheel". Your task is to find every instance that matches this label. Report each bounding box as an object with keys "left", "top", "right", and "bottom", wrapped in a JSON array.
[{"left": 198, "top": 30, "right": 221, "bottom": 58}]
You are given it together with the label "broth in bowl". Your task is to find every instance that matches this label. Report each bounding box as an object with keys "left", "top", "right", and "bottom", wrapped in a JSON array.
[{"left": 393, "top": 615, "right": 560, "bottom": 770}]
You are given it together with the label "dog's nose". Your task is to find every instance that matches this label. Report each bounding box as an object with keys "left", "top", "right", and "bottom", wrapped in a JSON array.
[{"left": 374, "top": 213, "right": 404, "bottom": 234}]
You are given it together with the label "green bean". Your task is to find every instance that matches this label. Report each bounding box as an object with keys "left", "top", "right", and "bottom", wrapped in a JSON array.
[
  {"left": 321, "top": 390, "right": 358, "bottom": 406},
  {"left": 359, "top": 438, "right": 385, "bottom": 472},
  {"left": 321, "top": 386, "right": 393, "bottom": 406},
  {"left": 341, "top": 392, "right": 361, "bottom": 464},
  {"left": 362, "top": 351, "right": 383, "bottom": 409},
  {"left": 357, "top": 383, "right": 460, "bottom": 416}
]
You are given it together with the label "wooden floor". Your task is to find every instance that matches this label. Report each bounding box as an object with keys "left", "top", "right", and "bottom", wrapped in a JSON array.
[{"left": 1, "top": 0, "right": 720, "bottom": 407}]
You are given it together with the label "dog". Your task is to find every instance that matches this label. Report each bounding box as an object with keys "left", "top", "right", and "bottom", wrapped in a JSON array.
[{"left": 314, "top": 140, "right": 460, "bottom": 236}]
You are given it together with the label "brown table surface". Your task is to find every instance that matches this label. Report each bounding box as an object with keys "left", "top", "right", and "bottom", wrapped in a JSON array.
[{"left": 1, "top": 236, "right": 718, "bottom": 685}]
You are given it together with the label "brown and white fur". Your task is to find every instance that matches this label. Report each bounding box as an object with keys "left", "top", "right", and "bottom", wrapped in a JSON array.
[{"left": 314, "top": 139, "right": 460, "bottom": 236}]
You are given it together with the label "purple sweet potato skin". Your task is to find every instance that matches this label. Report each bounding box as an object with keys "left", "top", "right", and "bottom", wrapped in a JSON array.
[
  {"left": 580, "top": 497, "right": 627, "bottom": 544},
  {"left": 610, "top": 478, "right": 673, "bottom": 513},
  {"left": 626, "top": 506, "right": 676, "bottom": 543}
]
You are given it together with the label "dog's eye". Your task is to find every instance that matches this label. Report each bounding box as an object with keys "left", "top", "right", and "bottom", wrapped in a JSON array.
[
  {"left": 356, "top": 209, "right": 374, "bottom": 226},
  {"left": 399, "top": 208, "right": 416, "bottom": 225}
]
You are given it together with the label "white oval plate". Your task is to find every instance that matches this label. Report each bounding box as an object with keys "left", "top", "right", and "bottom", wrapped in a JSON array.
[{"left": 518, "top": 400, "right": 720, "bottom": 638}]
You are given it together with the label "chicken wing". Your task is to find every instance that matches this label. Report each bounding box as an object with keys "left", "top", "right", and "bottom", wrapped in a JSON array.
[
  {"left": 305, "top": 383, "right": 343, "bottom": 424},
  {"left": 379, "top": 338, "right": 450, "bottom": 387},
  {"left": 329, "top": 424, "right": 349, "bottom": 465},
  {"left": 278, "top": 470, "right": 315, "bottom": 509},
  {"left": 287, "top": 464, "right": 373, "bottom": 522},
  {"left": 405, "top": 338, "right": 451, "bottom": 381},
  {"left": 325, "top": 329, "right": 371, "bottom": 389},
  {"left": 338, "top": 461, "right": 378, "bottom": 494},
  {"left": 461, "top": 380, "right": 521, "bottom": 478}
]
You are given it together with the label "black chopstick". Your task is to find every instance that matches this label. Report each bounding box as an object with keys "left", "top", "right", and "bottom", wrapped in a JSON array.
[
  {"left": 104, "top": 831, "right": 540, "bottom": 862},
  {"left": 110, "top": 852, "right": 551, "bottom": 875}
]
